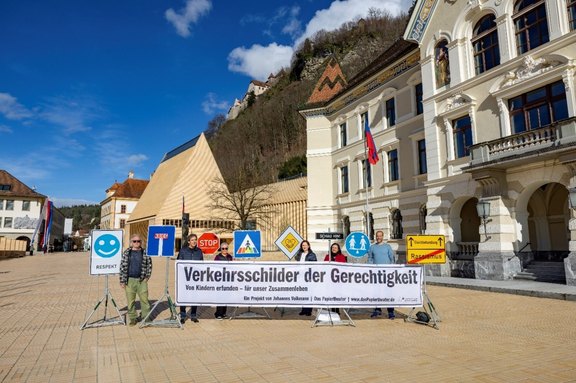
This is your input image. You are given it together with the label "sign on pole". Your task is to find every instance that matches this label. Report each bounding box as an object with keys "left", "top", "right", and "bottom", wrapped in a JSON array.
[
  {"left": 275, "top": 226, "right": 303, "bottom": 260},
  {"left": 198, "top": 232, "right": 220, "bottom": 255},
  {"left": 90, "top": 229, "right": 123, "bottom": 275},
  {"left": 406, "top": 235, "right": 446, "bottom": 264},
  {"left": 233, "top": 230, "right": 261, "bottom": 258},
  {"left": 147, "top": 225, "right": 176, "bottom": 256},
  {"left": 315, "top": 232, "right": 344, "bottom": 240},
  {"left": 345, "top": 232, "right": 370, "bottom": 258}
]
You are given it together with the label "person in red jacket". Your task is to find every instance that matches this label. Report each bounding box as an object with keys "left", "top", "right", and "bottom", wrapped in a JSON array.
[{"left": 324, "top": 243, "right": 346, "bottom": 314}]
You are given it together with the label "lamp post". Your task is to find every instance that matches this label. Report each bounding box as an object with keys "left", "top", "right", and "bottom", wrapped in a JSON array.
[
  {"left": 476, "top": 200, "right": 491, "bottom": 241},
  {"left": 569, "top": 188, "right": 576, "bottom": 210}
]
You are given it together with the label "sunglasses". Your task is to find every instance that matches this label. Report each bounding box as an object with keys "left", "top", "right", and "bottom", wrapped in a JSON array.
[
  {"left": 132, "top": 240, "right": 141, "bottom": 243},
  {"left": 221, "top": 247, "right": 228, "bottom": 250}
]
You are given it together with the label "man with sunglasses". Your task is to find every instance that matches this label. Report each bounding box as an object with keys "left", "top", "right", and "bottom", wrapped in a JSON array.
[
  {"left": 119, "top": 234, "right": 153, "bottom": 326},
  {"left": 177, "top": 233, "right": 204, "bottom": 323}
]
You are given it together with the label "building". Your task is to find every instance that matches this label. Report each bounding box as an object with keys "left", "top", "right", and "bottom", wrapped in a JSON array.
[
  {"left": 227, "top": 80, "right": 271, "bottom": 120},
  {"left": 301, "top": 0, "right": 576, "bottom": 285}
]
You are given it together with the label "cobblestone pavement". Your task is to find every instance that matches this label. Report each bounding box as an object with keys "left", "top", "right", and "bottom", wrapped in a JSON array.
[{"left": 0, "top": 252, "right": 575, "bottom": 383}]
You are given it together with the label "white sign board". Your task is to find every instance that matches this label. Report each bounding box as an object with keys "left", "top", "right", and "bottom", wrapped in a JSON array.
[
  {"left": 274, "top": 226, "right": 303, "bottom": 259},
  {"left": 90, "top": 230, "right": 123, "bottom": 275},
  {"left": 175, "top": 261, "right": 423, "bottom": 307}
]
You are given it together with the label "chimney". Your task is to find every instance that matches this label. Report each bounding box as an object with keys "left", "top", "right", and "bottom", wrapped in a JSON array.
[{"left": 128, "top": 170, "right": 134, "bottom": 179}]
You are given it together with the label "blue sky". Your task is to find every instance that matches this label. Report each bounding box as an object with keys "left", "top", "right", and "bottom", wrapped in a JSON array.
[{"left": 0, "top": 0, "right": 412, "bottom": 207}]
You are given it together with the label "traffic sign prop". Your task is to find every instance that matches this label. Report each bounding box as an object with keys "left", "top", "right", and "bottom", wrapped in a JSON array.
[
  {"left": 406, "top": 235, "right": 446, "bottom": 264},
  {"left": 233, "top": 230, "right": 261, "bottom": 258},
  {"left": 345, "top": 232, "right": 370, "bottom": 258},
  {"left": 89, "top": 229, "right": 123, "bottom": 275},
  {"left": 147, "top": 225, "right": 176, "bottom": 257},
  {"left": 275, "top": 226, "right": 303, "bottom": 259},
  {"left": 198, "top": 232, "right": 220, "bottom": 255},
  {"left": 315, "top": 232, "right": 344, "bottom": 240}
]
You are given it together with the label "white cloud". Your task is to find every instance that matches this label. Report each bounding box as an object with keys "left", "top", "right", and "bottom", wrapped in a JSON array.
[
  {"left": 165, "top": 0, "right": 212, "bottom": 38},
  {"left": 0, "top": 124, "right": 13, "bottom": 133},
  {"left": 202, "top": 93, "right": 230, "bottom": 114},
  {"left": 228, "top": 43, "right": 293, "bottom": 81},
  {"left": 0, "top": 92, "right": 33, "bottom": 120},
  {"left": 40, "top": 96, "right": 104, "bottom": 134},
  {"left": 228, "top": 0, "right": 406, "bottom": 80}
]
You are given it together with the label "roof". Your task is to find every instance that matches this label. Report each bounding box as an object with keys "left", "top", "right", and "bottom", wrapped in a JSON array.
[
  {"left": 0, "top": 170, "right": 46, "bottom": 199},
  {"left": 108, "top": 178, "right": 149, "bottom": 199},
  {"left": 251, "top": 80, "right": 269, "bottom": 87},
  {"left": 258, "top": 176, "right": 307, "bottom": 205},
  {"left": 306, "top": 56, "right": 348, "bottom": 104},
  {"left": 161, "top": 135, "right": 200, "bottom": 163}
]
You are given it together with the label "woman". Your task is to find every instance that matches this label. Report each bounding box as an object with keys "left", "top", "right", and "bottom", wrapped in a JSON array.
[
  {"left": 324, "top": 243, "right": 347, "bottom": 314},
  {"left": 214, "top": 242, "right": 233, "bottom": 320},
  {"left": 295, "top": 240, "right": 316, "bottom": 316}
]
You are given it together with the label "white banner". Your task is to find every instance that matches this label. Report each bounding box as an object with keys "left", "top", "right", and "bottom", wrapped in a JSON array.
[{"left": 175, "top": 261, "right": 423, "bottom": 308}]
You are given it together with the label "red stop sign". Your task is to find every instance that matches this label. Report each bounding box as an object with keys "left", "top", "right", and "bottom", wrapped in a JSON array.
[{"left": 198, "top": 232, "right": 220, "bottom": 254}]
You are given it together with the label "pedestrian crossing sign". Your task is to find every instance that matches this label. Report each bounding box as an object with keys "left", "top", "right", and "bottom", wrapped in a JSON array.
[{"left": 233, "top": 230, "right": 261, "bottom": 258}]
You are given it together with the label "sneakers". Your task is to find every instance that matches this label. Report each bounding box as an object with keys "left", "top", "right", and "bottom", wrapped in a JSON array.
[
  {"left": 190, "top": 316, "right": 199, "bottom": 323},
  {"left": 370, "top": 310, "right": 382, "bottom": 318},
  {"left": 128, "top": 319, "right": 138, "bottom": 326},
  {"left": 216, "top": 316, "right": 224, "bottom": 320},
  {"left": 388, "top": 315, "right": 395, "bottom": 320},
  {"left": 180, "top": 316, "right": 186, "bottom": 324}
]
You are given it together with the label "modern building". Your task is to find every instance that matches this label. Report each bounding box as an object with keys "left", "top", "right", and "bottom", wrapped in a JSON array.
[{"left": 301, "top": 0, "right": 576, "bottom": 285}]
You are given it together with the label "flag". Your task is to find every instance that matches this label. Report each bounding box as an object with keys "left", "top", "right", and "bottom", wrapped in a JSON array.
[
  {"left": 364, "top": 117, "right": 379, "bottom": 165},
  {"left": 182, "top": 195, "right": 185, "bottom": 213}
]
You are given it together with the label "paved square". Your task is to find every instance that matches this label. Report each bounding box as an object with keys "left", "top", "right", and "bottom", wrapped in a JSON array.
[{"left": 1, "top": 252, "right": 575, "bottom": 382}]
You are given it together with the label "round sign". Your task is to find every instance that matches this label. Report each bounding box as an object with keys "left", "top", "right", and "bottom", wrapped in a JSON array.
[
  {"left": 345, "top": 232, "right": 370, "bottom": 258},
  {"left": 94, "top": 234, "right": 121, "bottom": 258},
  {"left": 198, "top": 232, "right": 220, "bottom": 254}
]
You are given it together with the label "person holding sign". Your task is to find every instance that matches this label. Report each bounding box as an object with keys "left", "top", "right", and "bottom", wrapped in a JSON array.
[
  {"left": 178, "top": 233, "right": 204, "bottom": 324},
  {"left": 119, "top": 234, "right": 153, "bottom": 326},
  {"left": 213, "top": 242, "right": 233, "bottom": 320},
  {"left": 367, "top": 230, "right": 396, "bottom": 319},
  {"left": 324, "top": 243, "right": 347, "bottom": 314},
  {"left": 295, "top": 240, "right": 317, "bottom": 316}
]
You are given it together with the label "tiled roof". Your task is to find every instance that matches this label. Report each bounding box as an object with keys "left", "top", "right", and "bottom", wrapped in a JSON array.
[
  {"left": 307, "top": 56, "right": 348, "bottom": 104},
  {"left": 251, "top": 80, "right": 269, "bottom": 87},
  {"left": 110, "top": 178, "right": 149, "bottom": 199},
  {"left": 0, "top": 170, "right": 46, "bottom": 198}
]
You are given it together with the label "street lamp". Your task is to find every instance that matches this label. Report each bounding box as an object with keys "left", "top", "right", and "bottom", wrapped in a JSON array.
[
  {"left": 569, "top": 187, "right": 576, "bottom": 210},
  {"left": 476, "top": 200, "right": 491, "bottom": 241}
]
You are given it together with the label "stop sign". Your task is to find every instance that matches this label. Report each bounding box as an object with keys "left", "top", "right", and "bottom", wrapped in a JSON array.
[{"left": 198, "top": 232, "right": 220, "bottom": 254}]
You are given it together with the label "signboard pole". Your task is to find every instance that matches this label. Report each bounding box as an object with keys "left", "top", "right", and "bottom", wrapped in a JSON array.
[
  {"left": 404, "top": 265, "right": 441, "bottom": 329},
  {"left": 140, "top": 257, "right": 182, "bottom": 329},
  {"left": 80, "top": 275, "right": 124, "bottom": 330}
]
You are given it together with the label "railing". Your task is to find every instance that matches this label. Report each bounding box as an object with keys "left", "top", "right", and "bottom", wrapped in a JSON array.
[
  {"left": 455, "top": 242, "right": 479, "bottom": 259},
  {"left": 487, "top": 126, "right": 557, "bottom": 156}
]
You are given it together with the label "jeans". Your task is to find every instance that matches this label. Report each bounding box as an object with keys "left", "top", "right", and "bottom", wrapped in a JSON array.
[
  {"left": 180, "top": 306, "right": 197, "bottom": 318},
  {"left": 125, "top": 278, "right": 151, "bottom": 321}
]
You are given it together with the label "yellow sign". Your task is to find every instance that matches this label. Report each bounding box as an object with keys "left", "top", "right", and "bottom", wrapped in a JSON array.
[
  {"left": 281, "top": 233, "right": 300, "bottom": 253},
  {"left": 406, "top": 235, "right": 446, "bottom": 264}
]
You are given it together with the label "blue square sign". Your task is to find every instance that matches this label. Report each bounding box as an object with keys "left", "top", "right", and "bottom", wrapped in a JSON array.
[
  {"left": 233, "top": 230, "right": 261, "bottom": 258},
  {"left": 147, "top": 225, "right": 176, "bottom": 256}
]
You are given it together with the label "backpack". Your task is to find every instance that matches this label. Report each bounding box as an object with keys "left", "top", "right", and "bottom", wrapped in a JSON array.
[{"left": 416, "top": 311, "right": 431, "bottom": 323}]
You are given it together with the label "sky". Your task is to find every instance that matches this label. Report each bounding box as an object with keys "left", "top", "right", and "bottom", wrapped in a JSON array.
[{"left": 0, "top": 0, "right": 413, "bottom": 207}]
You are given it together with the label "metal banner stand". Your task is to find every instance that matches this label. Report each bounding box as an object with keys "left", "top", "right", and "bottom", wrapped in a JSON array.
[
  {"left": 404, "top": 265, "right": 441, "bottom": 330},
  {"left": 230, "top": 306, "right": 271, "bottom": 320},
  {"left": 80, "top": 275, "right": 125, "bottom": 330},
  {"left": 140, "top": 257, "right": 182, "bottom": 329},
  {"left": 312, "top": 307, "right": 355, "bottom": 327}
]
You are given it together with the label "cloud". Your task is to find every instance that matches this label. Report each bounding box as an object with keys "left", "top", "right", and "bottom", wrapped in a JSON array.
[
  {"left": 228, "top": 43, "right": 293, "bottom": 81},
  {"left": 0, "top": 124, "right": 13, "bottom": 133},
  {"left": 92, "top": 128, "right": 148, "bottom": 172},
  {"left": 39, "top": 95, "right": 104, "bottom": 134},
  {"left": 228, "top": 0, "right": 406, "bottom": 80},
  {"left": 0, "top": 92, "right": 33, "bottom": 120},
  {"left": 202, "top": 93, "right": 230, "bottom": 114},
  {"left": 165, "top": 0, "right": 212, "bottom": 38}
]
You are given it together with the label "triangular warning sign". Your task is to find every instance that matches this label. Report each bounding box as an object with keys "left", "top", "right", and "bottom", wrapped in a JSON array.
[{"left": 237, "top": 234, "right": 259, "bottom": 254}]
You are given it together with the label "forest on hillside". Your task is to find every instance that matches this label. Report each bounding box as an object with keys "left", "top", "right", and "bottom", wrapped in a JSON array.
[
  {"left": 58, "top": 204, "right": 101, "bottom": 231},
  {"left": 206, "top": 9, "right": 409, "bottom": 191}
]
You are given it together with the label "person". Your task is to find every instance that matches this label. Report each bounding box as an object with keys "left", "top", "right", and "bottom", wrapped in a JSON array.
[
  {"left": 119, "top": 234, "right": 153, "bottom": 326},
  {"left": 214, "top": 242, "right": 233, "bottom": 320},
  {"left": 178, "top": 233, "right": 204, "bottom": 324},
  {"left": 295, "top": 240, "right": 316, "bottom": 316},
  {"left": 367, "top": 230, "right": 396, "bottom": 319},
  {"left": 324, "top": 243, "right": 347, "bottom": 314}
]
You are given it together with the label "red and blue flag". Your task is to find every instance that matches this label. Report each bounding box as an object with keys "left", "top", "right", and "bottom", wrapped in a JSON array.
[{"left": 364, "top": 117, "right": 379, "bottom": 165}]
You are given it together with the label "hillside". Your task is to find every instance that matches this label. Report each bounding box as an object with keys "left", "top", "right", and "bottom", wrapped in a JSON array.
[{"left": 207, "top": 10, "right": 409, "bottom": 190}]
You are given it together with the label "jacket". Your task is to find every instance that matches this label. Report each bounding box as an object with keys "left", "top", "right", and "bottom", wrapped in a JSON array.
[
  {"left": 178, "top": 245, "right": 204, "bottom": 260},
  {"left": 119, "top": 248, "right": 152, "bottom": 285},
  {"left": 295, "top": 251, "right": 317, "bottom": 262}
]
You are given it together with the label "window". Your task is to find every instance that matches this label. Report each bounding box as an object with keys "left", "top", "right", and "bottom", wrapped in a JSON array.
[
  {"left": 3, "top": 217, "right": 12, "bottom": 228},
  {"left": 472, "top": 14, "right": 500, "bottom": 74},
  {"left": 5, "top": 200, "right": 14, "bottom": 211},
  {"left": 120, "top": 219, "right": 126, "bottom": 229},
  {"left": 340, "top": 166, "right": 349, "bottom": 194},
  {"left": 388, "top": 150, "right": 399, "bottom": 181},
  {"left": 0, "top": 200, "right": 3, "bottom": 210},
  {"left": 453, "top": 116, "right": 473, "bottom": 158},
  {"left": 342, "top": 215, "right": 350, "bottom": 238},
  {"left": 22, "top": 201, "right": 30, "bottom": 211},
  {"left": 415, "top": 83, "right": 423, "bottom": 115},
  {"left": 339, "top": 122, "right": 347, "bottom": 147},
  {"left": 0, "top": 184, "right": 11, "bottom": 191},
  {"left": 417, "top": 139, "right": 427, "bottom": 174},
  {"left": 509, "top": 80, "right": 568, "bottom": 133},
  {"left": 386, "top": 98, "right": 396, "bottom": 126},
  {"left": 569, "top": 0, "right": 576, "bottom": 30},
  {"left": 361, "top": 111, "right": 369, "bottom": 136},
  {"left": 367, "top": 212, "right": 374, "bottom": 240},
  {"left": 120, "top": 204, "right": 127, "bottom": 214},
  {"left": 514, "top": 0, "right": 549, "bottom": 54},
  {"left": 435, "top": 40, "right": 450, "bottom": 88},
  {"left": 361, "top": 159, "right": 372, "bottom": 188}
]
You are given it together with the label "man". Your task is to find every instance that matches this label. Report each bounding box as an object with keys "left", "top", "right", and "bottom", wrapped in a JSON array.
[
  {"left": 367, "top": 230, "right": 396, "bottom": 319},
  {"left": 177, "top": 233, "right": 204, "bottom": 323},
  {"left": 120, "top": 234, "right": 153, "bottom": 326}
]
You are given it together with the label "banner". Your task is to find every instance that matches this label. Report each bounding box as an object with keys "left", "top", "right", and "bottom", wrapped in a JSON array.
[{"left": 175, "top": 261, "right": 423, "bottom": 308}]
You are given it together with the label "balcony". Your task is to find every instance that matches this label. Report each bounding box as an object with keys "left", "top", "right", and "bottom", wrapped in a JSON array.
[{"left": 469, "top": 117, "right": 576, "bottom": 168}]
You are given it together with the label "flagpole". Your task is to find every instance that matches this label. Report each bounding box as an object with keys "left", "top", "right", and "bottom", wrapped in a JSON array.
[{"left": 363, "top": 119, "right": 370, "bottom": 237}]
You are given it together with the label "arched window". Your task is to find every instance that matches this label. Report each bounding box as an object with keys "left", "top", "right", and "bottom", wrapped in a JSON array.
[
  {"left": 342, "top": 215, "right": 350, "bottom": 238},
  {"left": 391, "top": 209, "right": 403, "bottom": 239},
  {"left": 569, "top": 0, "right": 576, "bottom": 30},
  {"left": 435, "top": 40, "right": 450, "bottom": 88},
  {"left": 472, "top": 14, "right": 500, "bottom": 74},
  {"left": 513, "top": 0, "right": 549, "bottom": 54}
]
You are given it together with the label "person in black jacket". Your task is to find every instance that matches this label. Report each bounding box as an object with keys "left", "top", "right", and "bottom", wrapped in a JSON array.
[
  {"left": 295, "top": 240, "right": 316, "bottom": 316},
  {"left": 213, "top": 242, "right": 233, "bottom": 319},
  {"left": 177, "top": 233, "right": 204, "bottom": 323}
]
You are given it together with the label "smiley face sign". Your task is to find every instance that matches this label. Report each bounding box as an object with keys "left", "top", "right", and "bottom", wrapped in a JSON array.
[{"left": 90, "top": 230, "right": 123, "bottom": 275}]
